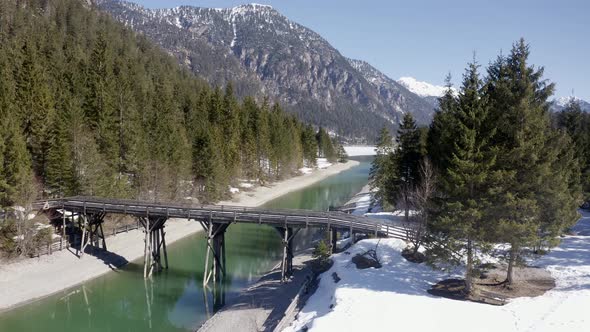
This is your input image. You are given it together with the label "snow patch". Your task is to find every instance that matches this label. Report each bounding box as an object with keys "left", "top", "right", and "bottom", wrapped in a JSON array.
[
  {"left": 316, "top": 158, "right": 332, "bottom": 169},
  {"left": 299, "top": 167, "right": 313, "bottom": 174},
  {"left": 398, "top": 76, "right": 457, "bottom": 98},
  {"left": 239, "top": 182, "right": 254, "bottom": 189}
]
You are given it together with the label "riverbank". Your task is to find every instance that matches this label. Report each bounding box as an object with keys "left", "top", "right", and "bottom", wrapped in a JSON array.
[
  {"left": 0, "top": 160, "right": 360, "bottom": 313},
  {"left": 219, "top": 160, "right": 359, "bottom": 207},
  {"left": 0, "top": 219, "right": 201, "bottom": 312},
  {"left": 285, "top": 211, "right": 590, "bottom": 331},
  {"left": 198, "top": 250, "right": 315, "bottom": 332}
]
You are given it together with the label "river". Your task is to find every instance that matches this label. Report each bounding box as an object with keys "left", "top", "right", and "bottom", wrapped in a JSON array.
[{"left": 0, "top": 157, "right": 371, "bottom": 331}]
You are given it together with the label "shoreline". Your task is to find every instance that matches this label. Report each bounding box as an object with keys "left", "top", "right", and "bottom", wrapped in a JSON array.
[
  {"left": 0, "top": 160, "right": 360, "bottom": 312},
  {"left": 218, "top": 159, "right": 360, "bottom": 207},
  {"left": 0, "top": 219, "right": 201, "bottom": 313}
]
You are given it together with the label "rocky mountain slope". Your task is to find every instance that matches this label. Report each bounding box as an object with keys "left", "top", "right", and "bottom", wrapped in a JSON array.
[{"left": 94, "top": 0, "right": 436, "bottom": 139}]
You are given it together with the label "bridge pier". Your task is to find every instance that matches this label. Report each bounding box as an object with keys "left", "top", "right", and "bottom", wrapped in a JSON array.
[
  {"left": 139, "top": 216, "right": 168, "bottom": 278},
  {"left": 201, "top": 221, "right": 229, "bottom": 287},
  {"left": 275, "top": 226, "right": 300, "bottom": 282},
  {"left": 330, "top": 227, "right": 338, "bottom": 253},
  {"left": 78, "top": 212, "right": 107, "bottom": 257}
]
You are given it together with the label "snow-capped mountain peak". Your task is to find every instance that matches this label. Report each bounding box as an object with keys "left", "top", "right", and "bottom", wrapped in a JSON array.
[
  {"left": 397, "top": 77, "right": 455, "bottom": 98},
  {"left": 552, "top": 96, "right": 590, "bottom": 113},
  {"left": 556, "top": 96, "right": 584, "bottom": 107}
]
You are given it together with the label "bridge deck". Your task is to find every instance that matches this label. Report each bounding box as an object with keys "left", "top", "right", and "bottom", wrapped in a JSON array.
[{"left": 40, "top": 196, "right": 407, "bottom": 239}]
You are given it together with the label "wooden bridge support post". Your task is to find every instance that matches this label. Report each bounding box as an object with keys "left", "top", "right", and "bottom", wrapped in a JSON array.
[
  {"left": 78, "top": 212, "right": 106, "bottom": 257},
  {"left": 331, "top": 227, "right": 338, "bottom": 253},
  {"left": 60, "top": 206, "right": 65, "bottom": 250},
  {"left": 79, "top": 215, "right": 87, "bottom": 257},
  {"left": 140, "top": 216, "right": 169, "bottom": 279},
  {"left": 143, "top": 217, "right": 150, "bottom": 279},
  {"left": 201, "top": 221, "right": 229, "bottom": 287},
  {"left": 276, "top": 226, "right": 298, "bottom": 282}
]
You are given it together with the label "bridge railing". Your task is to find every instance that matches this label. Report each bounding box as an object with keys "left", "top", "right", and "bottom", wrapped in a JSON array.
[{"left": 38, "top": 196, "right": 412, "bottom": 238}]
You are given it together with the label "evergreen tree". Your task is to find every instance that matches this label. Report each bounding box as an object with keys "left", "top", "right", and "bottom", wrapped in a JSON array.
[
  {"left": 254, "top": 99, "right": 271, "bottom": 182},
  {"left": 44, "top": 105, "right": 74, "bottom": 196},
  {"left": 430, "top": 60, "right": 498, "bottom": 294},
  {"left": 485, "top": 39, "right": 581, "bottom": 284},
  {"left": 14, "top": 38, "right": 54, "bottom": 177},
  {"left": 269, "top": 102, "right": 287, "bottom": 178},
  {"left": 556, "top": 100, "right": 590, "bottom": 196},
  {"left": 192, "top": 127, "right": 224, "bottom": 202},
  {"left": 369, "top": 127, "right": 394, "bottom": 207},
  {"left": 0, "top": 116, "right": 35, "bottom": 207},
  {"left": 301, "top": 124, "right": 318, "bottom": 167},
  {"left": 240, "top": 97, "right": 259, "bottom": 180},
  {"left": 316, "top": 127, "right": 336, "bottom": 162},
  {"left": 392, "top": 113, "right": 422, "bottom": 220},
  {"left": 337, "top": 144, "right": 348, "bottom": 163},
  {"left": 86, "top": 32, "right": 118, "bottom": 171},
  {"left": 221, "top": 83, "right": 241, "bottom": 178},
  {"left": 428, "top": 75, "right": 459, "bottom": 173}
]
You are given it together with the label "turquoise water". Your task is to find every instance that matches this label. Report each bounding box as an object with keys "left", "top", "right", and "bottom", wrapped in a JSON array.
[{"left": 0, "top": 157, "right": 371, "bottom": 331}]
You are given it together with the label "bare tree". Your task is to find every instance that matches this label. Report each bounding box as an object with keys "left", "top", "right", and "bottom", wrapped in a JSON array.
[{"left": 406, "top": 157, "right": 436, "bottom": 255}]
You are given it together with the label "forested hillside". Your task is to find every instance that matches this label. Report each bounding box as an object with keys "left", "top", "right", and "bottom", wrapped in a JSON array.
[
  {"left": 95, "top": 1, "right": 437, "bottom": 140},
  {"left": 0, "top": 0, "right": 326, "bottom": 208}
]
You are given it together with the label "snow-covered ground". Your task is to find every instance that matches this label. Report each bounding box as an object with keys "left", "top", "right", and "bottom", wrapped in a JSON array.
[
  {"left": 285, "top": 209, "right": 590, "bottom": 332},
  {"left": 317, "top": 158, "right": 332, "bottom": 169},
  {"left": 343, "top": 146, "right": 376, "bottom": 156}
]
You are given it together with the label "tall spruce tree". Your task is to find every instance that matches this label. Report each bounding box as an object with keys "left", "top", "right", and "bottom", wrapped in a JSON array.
[
  {"left": 301, "top": 124, "right": 318, "bottom": 167},
  {"left": 392, "top": 113, "right": 422, "bottom": 220},
  {"left": 221, "top": 83, "right": 241, "bottom": 178},
  {"left": 369, "top": 127, "right": 394, "bottom": 207},
  {"left": 556, "top": 100, "right": 590, "bottom": 196},
  {"left": 15, "top": 38, "right": 54, "bottom": 177},
  {"left": 316, "top": 127, "right": 336, "bottom": 162},
  {"left": 0, "top": 116, "right": 35, "bottom": 207},
  {"left": 86, "top": 32, "right": 118, "bottom": 172},
  {"left": 430, "top": 60, "right": 498, "bottom": 294},
  {"left": 44, "top": 104, "right": 74, "bottom": 196},
  {"left": 428, "top": 74, "right": 459, "bottom": 173},
  {"left": 485, "top": 39, "right": 581, "bottom": 284}
]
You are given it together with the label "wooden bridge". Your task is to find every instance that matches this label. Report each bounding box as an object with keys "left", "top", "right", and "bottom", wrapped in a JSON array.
[{"left": 38, "top": 196, "right": 407, "bottom": 287}]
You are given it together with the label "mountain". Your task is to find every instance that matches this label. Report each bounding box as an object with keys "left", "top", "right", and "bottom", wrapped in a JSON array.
[
  {"left": 397, "top": 76, "right": 590, "bottom": 115},
  {"left": 94, "top": 0, "right": 436, "bottom": 139},
  {"left": 347, "top": 60, "right": 436, "bottom": 123},
  {"left": 397, "top": 76, "right": 458, "bottom": 110},
  {"left": 551, "top": 96, "right": 590, "bottom": 113},
  {"left": 397, "top": 77, "right": 450, "bottom": 98}
]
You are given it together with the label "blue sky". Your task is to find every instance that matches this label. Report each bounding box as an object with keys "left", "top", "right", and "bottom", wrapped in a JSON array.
[{"left": 134, "top": 0, "right": 589, "bottom": 100}]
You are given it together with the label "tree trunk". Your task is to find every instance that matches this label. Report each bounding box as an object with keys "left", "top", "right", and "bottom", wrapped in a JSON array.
[
  {"left": 506, "top": 245, "right": 517, "bottom": 285},
  {"left": 465, "top": 238, "right": 473, "bottom": 295},
  {"left": 404, "top": 189, "right": 410, "bottom": 223}
]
